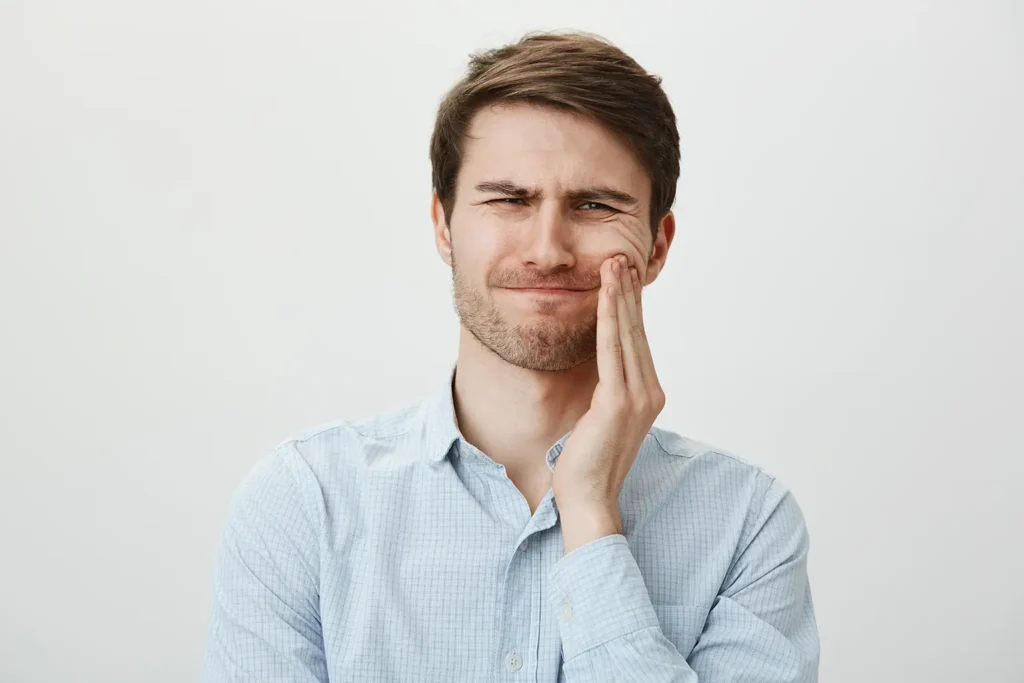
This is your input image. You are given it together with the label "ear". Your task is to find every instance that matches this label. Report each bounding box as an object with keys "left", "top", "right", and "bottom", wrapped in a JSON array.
[
  {"left": 431, "top": 192, "right": 453, "bottom": 267},
  {"left": 644, "top": 211, "right": 676, "bottom": 285}
]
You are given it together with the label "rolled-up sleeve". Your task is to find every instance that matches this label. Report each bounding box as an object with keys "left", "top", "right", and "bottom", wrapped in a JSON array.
[
  {"left": 201, "top": 444, "right": 328, "bottom": 683},
  {"left": 549, "top": 477, "right": 819, "bottom": 682}
]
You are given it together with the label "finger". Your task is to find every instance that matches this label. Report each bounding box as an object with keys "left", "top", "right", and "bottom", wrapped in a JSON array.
[
  {"left": 619, "top": 258, "right": 650, "bottom": 388},
  {"left": 614, "top": 259, "right": 645, "bottom": 388},
  {"left": 629, "top": 267, "right": 656, "bottom": 381},
  {"left": 631, "top": 267, "right": 643, "bottom": 311},
  {"left": 597, "top": 259, "right": 625, "bottom": 389},
  {"left": 618, "top": 256, "right": 639, "bottom": 330}
]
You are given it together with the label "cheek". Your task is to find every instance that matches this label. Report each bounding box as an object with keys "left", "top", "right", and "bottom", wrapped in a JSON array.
[
  {"left": 452, "top": 226, "right": 502, "bottom": 266},
  {"left": 591, "top": 224, "right": 648, "bottom": 268},
  {"left": 579, "top": 232, "right": 639, "bottom": 267}
]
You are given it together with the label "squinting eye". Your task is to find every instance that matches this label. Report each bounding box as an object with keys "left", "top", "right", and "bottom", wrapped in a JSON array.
[
  {"left": 491, "top": 198, "right": 526, "bottom": 205},
  {"left": 580, "top": 202, "right": 615, "bottom": 212}
]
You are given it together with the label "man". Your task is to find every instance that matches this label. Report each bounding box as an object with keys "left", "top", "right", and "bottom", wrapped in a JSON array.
[{"left": 202, "top": 31, "right": 819, "bottom": 682}]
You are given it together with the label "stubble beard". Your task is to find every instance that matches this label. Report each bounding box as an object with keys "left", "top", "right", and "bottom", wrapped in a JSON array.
[{"left": 450, "top": 248, "right": 598, "bottom": 373}]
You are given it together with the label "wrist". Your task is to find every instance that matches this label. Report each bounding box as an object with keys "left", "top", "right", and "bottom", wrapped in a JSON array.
[{"left": 558, "top": 502, "right": 622, "bottom": 554}]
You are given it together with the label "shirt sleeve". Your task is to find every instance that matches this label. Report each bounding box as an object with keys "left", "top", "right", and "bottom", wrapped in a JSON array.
[
  {"left": 548, "top": 477, "right": 819, "bottom": 682},
  {"left": 201, "top": 444, "right": 329, "bottom": 683}
]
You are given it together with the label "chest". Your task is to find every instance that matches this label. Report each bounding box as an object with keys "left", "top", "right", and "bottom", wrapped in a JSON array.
[{"left": 315, "top": 486, "right": 712, "bottom": 680}]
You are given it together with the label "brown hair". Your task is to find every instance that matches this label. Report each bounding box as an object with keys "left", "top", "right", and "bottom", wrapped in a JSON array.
[{"left": 429, "top": 30, "right": 680, "bottom": 243}]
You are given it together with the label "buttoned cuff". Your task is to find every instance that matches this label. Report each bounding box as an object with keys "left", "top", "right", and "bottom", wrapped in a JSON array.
[{"left": 548, "top": 534, "right": 660, "bottom": 661}]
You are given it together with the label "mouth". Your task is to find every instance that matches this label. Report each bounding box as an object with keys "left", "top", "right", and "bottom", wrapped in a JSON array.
[
  {"left": 509, "top": 287, "right": 587, "bottom": 293},
  {"left": 502, "top": 287, "right": 595, "bottom": 300}
]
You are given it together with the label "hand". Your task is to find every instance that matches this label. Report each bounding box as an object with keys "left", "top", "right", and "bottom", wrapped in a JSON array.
[{"left": 553, "top": 254, "right": 666, "bottom": 554}]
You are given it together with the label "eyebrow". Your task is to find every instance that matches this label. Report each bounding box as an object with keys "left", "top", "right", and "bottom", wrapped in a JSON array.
[{"left": 474, "top": 180, "right": 640, "bottom": 209}]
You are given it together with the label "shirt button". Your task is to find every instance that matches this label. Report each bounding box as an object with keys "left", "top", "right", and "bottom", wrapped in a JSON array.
[
  {"left": 561, "top": 602, "right": 573, "bottom": 622},
  {"left": 520, "top": 539, "right": 528, "bottom": 551},
  {"left": 507, "top": 652, "right": 523, "bottom": 672}
]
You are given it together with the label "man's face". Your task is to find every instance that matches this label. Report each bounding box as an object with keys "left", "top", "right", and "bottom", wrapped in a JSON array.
[{"left": 440, "top": 102, "right": 661, "bottom": 372}]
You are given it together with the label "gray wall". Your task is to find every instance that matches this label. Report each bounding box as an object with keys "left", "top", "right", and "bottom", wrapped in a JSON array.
[{"left": 1, "top": 1, "right": 1021, "bottom": 681}]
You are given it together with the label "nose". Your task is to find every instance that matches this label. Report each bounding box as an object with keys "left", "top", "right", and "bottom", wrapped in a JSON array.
[{"left": 518, "top": 202, "right": 576, "bottom": 271}]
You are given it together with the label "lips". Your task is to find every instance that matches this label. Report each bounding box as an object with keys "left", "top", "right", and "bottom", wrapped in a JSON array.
[
  {"left": 506, "top": 285, "right": 594, "bottom": 292},
  {"left": 511, "top": 287, "right": 583, "bottom": 292},
  {"left": 502, "top": 287, "right": 595, "bottom": 300}
]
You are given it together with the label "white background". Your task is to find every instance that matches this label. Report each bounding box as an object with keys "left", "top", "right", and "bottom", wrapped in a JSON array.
[{"left": 1, "top": 1, "right": 1021, "bottom": 681}]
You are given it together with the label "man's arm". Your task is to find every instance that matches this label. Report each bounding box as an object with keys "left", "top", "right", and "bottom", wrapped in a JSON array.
[
  {"left": 201, "top": 445, "right": 328, "bottom": 683},
  {"left": 549, "top": 477, "right": 819, "bottom": 682}
]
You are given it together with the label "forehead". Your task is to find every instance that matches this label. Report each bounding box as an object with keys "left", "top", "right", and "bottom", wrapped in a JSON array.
[{"left": 458, "top": 102, "right": 650, "bottom": 200}]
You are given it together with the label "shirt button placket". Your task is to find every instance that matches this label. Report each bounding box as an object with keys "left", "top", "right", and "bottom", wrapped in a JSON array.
[{"left": 506, "top": 651, "right": 523, "bottom": 673}]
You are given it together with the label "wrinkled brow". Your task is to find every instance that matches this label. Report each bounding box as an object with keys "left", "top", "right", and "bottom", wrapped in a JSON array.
[{"left": 474, "top": 180, "right": 640, "bottom": 209}]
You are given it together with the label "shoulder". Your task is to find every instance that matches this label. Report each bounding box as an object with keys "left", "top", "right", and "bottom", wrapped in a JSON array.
[
  {"left": 261, "top": 397, "right": 427, "bottom": 488},
  {"left": 223, "top": 402, "right": 423, "bottom": 540},
  {"left": 640, "top": 424, "right": 808, "bottom": 531},
  {"left": 629, "top": 426, "right": 810, "bottom": 577},
  {"left": 273, "top": 398, "right": 421, "bottom": 452},
  {"left": 648, "top": 424, "right": 810, "bottom": 540},
  {"left": 647, "top": 424, "right": 779, "bottom": 494}
]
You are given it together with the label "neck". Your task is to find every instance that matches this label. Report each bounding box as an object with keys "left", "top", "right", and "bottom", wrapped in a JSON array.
[{"left": 451, "top": 326, "right": 598, "bottom": 471}]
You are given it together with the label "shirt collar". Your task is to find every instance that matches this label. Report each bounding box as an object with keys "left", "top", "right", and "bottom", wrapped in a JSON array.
[
  {"left": 418, "top": 361, "right": 647, "bottom": 472},
  {"left": 420, "top": 361, "right": 463, "bottom": 464}
]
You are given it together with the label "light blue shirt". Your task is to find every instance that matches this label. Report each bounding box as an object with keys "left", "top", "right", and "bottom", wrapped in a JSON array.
[{"left": 202, "top": 363, "right": 819, "bottom": 682}]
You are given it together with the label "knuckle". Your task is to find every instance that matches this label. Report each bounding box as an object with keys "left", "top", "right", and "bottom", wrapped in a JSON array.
[{"left": 651, "top": 389, "right": 666, "bottom": 411}]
